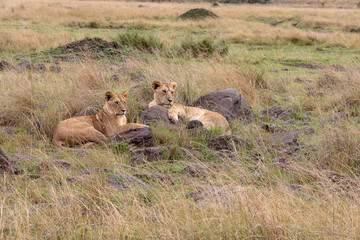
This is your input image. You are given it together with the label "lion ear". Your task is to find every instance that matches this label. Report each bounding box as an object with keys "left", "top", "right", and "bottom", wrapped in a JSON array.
[
  {"left": 105, "top": 91, "right": 115, "bottom": 101},
  {"left": 169, "top": 82, "right": 177, "bottom": 90},
  {"left": 152, "top": 80, "right": 162, "bottom": 91},
  {"left": 121, "top": 91, "right": 128, "bottom": 99}
]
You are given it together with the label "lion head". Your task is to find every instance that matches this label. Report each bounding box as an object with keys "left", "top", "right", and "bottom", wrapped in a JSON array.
[
  {"left": 151, "top": 80, "right": 177, "bottom": 108},
  {"left": 104, "top": 91, "right": 128, "bottom": 116}
]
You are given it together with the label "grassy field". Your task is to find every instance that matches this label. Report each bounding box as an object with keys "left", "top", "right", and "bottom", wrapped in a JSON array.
[{"left": 1, "top": 0, "right": 360, "bottom": 239}]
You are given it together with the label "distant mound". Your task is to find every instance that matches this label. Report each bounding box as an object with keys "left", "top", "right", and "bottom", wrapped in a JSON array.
[
  {"left": 212, "top": 2, "right": 220, "bottom": 7},
  {"left": 179, "top": 8, "right": 218, "bottom": 20},
  {"left": 28, "top": 37, "right": 124, "bottom": 62}
]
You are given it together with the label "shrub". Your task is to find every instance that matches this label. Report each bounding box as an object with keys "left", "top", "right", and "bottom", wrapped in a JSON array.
[
  {"left": 179, "top": 38, "right": 228, "bottom": 58},
  {"left": 116, "top": 31, "right": 164, "bottom": 54}
]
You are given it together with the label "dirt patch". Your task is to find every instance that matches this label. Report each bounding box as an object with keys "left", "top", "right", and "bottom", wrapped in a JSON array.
[
  {"left": 29, "top": 37, "right": 125, "bottom": 62},
  {"left": 179, "top": 8, "right": 218, "bottom": 20},
  {"left": 281, "top": 63, "right": 344, "bottom": 71}
]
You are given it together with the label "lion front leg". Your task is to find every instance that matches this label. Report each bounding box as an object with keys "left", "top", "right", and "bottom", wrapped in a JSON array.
[{"left": 168, "top": 109, "right": 179, "bottom": 124}]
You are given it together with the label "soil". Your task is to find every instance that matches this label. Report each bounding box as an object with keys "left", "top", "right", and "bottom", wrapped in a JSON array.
[
  {"left": 179, "top": 8, "right": 218, "bottom": 20},
  {"left": 30, "top": 37, "right": 125, "bottom": 62}
]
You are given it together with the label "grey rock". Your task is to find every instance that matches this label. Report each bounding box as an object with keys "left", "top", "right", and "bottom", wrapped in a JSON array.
[
  {"left": 192, "top": 88, "right": 253, "bottom": 123},
  {"left": 110, "top": 127, "right": 154, "bottom": 147},
  {"left": 15, "top": 61, "right": 35, "bottom": 72},
  {"left": 73, "top": 107, "right": 100, "bottom": 117},
  {"left": 130, "top": 146, "right": 168, "bottom": 162},
  {"left": 260, "top": 106, "right": 293, "bottom": 120},
  {"left": 79, "top": 167, "right": 113, "bottom": 175},
  {"left": 259, "top": 121, "right": 283, "bottom": 133},
  {"left": 0, "top": 60, "right": 13, "bottom": 71},
  {"left": 49, "top": 66, "right": 62, "bottom": 73},
  {"left": 140, "top": 106, "right": 171, "bottom": 125},
  {"left": 130, "top": 73, "right": 146, "bottom": 82},
  {"left": 129, "top": 154, "right": 145, "bottom": 166},
  {"left": 187, "top": 185, "right": 245, "bottom": 204},
  {"left": 0, "top": 148, "right": 22, "bottom": 175},
  {"left": 186, "top": 120, "right": 205, "bottom": 130},
  {"left": 0, "top": 126, "right": 15, "bottom": 135},
  {"left": 106, "top": 174, "right": 147, "bottom": 189},
  {"left": 209, "top": 135, "right": 244, "bottom": 151},
  {"left": 176, "top": 147, "right": 202, "bottom": 159},
  {"left": 302, "top": 126, "right": 315, "bottom": 134},
  {"left": 134, "top": 173, "right": 174, "bottom": 185},
  {"left": 181, "top": 163, "right": 212, "bottom": 178},
  {"left": 52, "top": 160, "right": 71, "bottom": 170},
  {"left": 216, "top": 150, "right": 238, "bottom": 161},
  {"left": 36, "top": 63, "right": 46, "bottom": 72},
  {"left": 11, "top": 153, "right": 35, "bottom": 161},
  {"left": 269, "top": 131, "right": 300, "bottom": 146}
]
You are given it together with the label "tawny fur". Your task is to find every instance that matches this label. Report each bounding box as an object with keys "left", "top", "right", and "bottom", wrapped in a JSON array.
[
  {"left": 149, "top": 80, "right": 231, "bottom": 134},
  {"left": 52, "top": 91, "right": 147, "bottom": 149}
]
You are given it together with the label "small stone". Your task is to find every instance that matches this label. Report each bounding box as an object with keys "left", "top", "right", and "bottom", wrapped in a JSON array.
[
  {"left": 181, "top": 163, "right": 212, "bottom": 178},
  {"left": 209, "top": 135, "right": 243, "bottom": 151},
  {"left": 36, "top": 63, "right": 46, "bottom": 72},
  {"left": 129, "top": 154, "right": 145, "bottom": 166},
  {"left": 52, "top": 160, "right": 71, "bottom": 170},
  {"left": 110, "top": 127, "right": 154, "bottom": 147},
  {"left": 106, "top": 174, "right": 147, "bottom": 189},
  {"left": 269, "top": 131, "right": 300, "bottom": 147},
  {"left": 176, "top": 147, "right": 202, "bottom": 159},
  {"left": 73, "top": 107, "right": 100, "bottom": 117},
  {"left": 49, "top": 66, "right": 62, "bottom": 73},
  {"left": 130, "top": 146, "right": 168, "bottom": 162},
  {"left": 140, "top": 106, "right": 171, "bottom": 125},
  {"left": 130, "top": 73, "right": 146, "bottom": 82},
  {"left": 11, "top": 153, "right": 35, "bottom": 161}
]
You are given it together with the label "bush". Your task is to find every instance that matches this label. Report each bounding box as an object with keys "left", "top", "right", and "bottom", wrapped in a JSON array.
[
  {"left": 179, "top": 38, "right": 228, "bottom": 58},
  {"left": 117, "top": 31, "right": 164, "bottom": 54}
]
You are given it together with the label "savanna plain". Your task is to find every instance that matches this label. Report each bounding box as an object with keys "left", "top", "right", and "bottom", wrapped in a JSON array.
[{"left": 0, "top": 0, "right": 360, "bottom": 239}]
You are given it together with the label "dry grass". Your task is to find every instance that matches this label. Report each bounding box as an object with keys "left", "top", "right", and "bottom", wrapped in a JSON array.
[{"left": 1, "top": 0, "right": 360, "bottom": 239}]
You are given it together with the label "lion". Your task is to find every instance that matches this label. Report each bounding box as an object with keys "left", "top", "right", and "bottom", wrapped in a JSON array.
[
  {"left": 148, "top": 80, "right": 231, "bottom": 134},
  {"left": 52, "top": 91, "right": 147, "bottom": 149}
]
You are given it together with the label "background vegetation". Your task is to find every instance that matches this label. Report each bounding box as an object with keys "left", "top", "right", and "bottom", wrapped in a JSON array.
[{"left": 0, "top": 0, "right": 360, "bottom": 239}]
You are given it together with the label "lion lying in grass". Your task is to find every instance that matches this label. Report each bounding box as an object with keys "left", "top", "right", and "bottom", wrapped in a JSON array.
[
  {"left": 52, "top": 91, "right": 147, "bottom": 149},
  {"left": 149, "top": 80, "right": 231, "bottom": 134}
]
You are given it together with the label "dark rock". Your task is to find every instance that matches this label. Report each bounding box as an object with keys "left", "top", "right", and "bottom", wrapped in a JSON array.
[
  {"left": 73, "top": 106, "right": 100, "bottom": 117},
  {"left": 106, "top": 174, "right": 147, "bottom": 189},
  {"left": 216, "top": 150, "right": 238, "bottom": 161},
  {"left": 192, "top": 88, "right": 253, "bottom": 123},
  {"left": 259, "top": 121, "right": 283, "bottom": 133},
  {"left": 0, "top": 148, "right": 22, "bottom": 175},
  {"left": 79, "top": 167, "right": 113, "bottom": 175},
  {"left": 0, "top": 60, "right": 13, "bottom": 71},
  {"left": 187, "top": 185, "right": 245, "bottom": 204},
  {"left": 36, "top": 63, "right": 46, "bottom": 72},
  {"left": 176, "top": 147, "right": 202, "bottom": 159},
  {"left": 52, "top": 160, "right": 71, "bottom": 170},
  {"left": 140, "top": 106, "right": 171, "bottom": 125},
  {"left": 110, "top": 127, "right": 154, "bottom": 147},
  {"left": 15, "top": 61, "right": 35, "bottom": 72},
  {"left": 181, "top": 163, "right": 212, "bottom": 178},
  {"left": 327, "top": 172, "right": 359, "bottom": 191},
  {"left": 186, "top": 120, "right": 205, "bottom": 130},
  {"left": 260, "top": 106, "right": 294, "bottom": 120},
  {"left": 129, "top": 155, "right": 145, "bottom": 166},
  {"left": 269, "top": 131, "right": 300, "bottom": 146},
  {"left": 324, "top": 112, "right": 349, "bottom": 123},
  {"left": 109, "top": 67, "right": 130, "bottom": 81},
  {"left": 49, "top": 66, "right": 62, "bottom": 73},
  {"left": 130, "top": 146, "right": 168, "bottom": 162},
  {"left": 209, "top": 135, "right": 243, "bottom": 151},
  {"left": 293, "top": 77, "right": 308, "bottom": 83},
  {"left": 130, "top": 73, "right": 146, "bottom": 82},
  {"left": 284, "top": 119, "right": 294, "bottom": 125},
  {"left": 0, "top": 126, "right": 15, "bottom": 135},
  {"left": 302, "top": 126, "right": 315, "bottom": 134},
  {"left": 11, "top": 153, "right": 35, "bottom": 161},
  {"left": 134, "top": 173, "right": 174, "bottom": 185}
]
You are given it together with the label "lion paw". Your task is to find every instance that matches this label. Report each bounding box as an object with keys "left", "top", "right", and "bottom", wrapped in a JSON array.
[{"left": 168, "top": 113, "right": 178, "bottom": 124}]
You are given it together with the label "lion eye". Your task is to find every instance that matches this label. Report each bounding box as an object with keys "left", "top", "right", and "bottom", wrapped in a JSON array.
[
  {"left": 171, "top": 92, "right": 174, "bottom": 94},
  {"left": 163, "top": 90, "right": 166, "bottom": 93},
  {"left": 115, "top": 101, "right": 120, "bottom": 105}
]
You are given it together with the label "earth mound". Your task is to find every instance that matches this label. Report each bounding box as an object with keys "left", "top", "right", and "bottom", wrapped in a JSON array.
[
  {"left": 34, "top": 37, "right": 124, "bottom": 61},
  {"left": 179, "top": 8, "right": 218, "bottom": 20}
]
